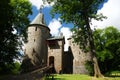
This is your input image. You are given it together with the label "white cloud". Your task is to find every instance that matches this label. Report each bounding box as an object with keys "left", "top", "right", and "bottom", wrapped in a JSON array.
[
  {"left": 60, "top": 27, "right": 71, "bottom": 51},
  {"left": 48, "top": 18, "right": 62, "bottom": 36},
  {"left": 91, "top": 0, "right": 120, "bottom": 30},
  {"left": 43, "top": 1, "right": 55, "bottom": 7},
  {"left": 29, "top": 0, "right": 43, "bottom": 9},
  {"left": 48, "top": 19, "right": 72, "bottom": 51},
  {"left": 60, "top": 27, "right": 71, "bottom": 38},
  {"left": 29, "top": 0, "right": 54, "bottom": 10}
]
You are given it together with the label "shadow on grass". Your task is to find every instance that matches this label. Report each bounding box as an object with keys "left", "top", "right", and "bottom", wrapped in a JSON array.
[
  {"left": 45, "top": 78, "right": 66, "bottom": 80},
  {"left": 105, "top": 73, "right": 120, "bottom": 77},
  {"left": 107, "top": 75, "right": 120, "bottom": 77},
  {"left": 44, "top": 74, "right": 66, "bottom": 80}
]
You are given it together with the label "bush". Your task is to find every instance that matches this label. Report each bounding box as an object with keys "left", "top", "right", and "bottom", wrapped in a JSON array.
[
  {"left": 85, "top": 61, "right": 94, "bottom": 76},
  {"left": 11, "top": 62, "right": 21, "bottom": 74},
  {"left": 0, "top": 62, "right": 21, "bottom": 75}
]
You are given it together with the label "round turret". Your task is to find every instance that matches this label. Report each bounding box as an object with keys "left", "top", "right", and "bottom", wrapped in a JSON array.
[{"left": 24, "top": 13, "right": 50, "bottom": 67}]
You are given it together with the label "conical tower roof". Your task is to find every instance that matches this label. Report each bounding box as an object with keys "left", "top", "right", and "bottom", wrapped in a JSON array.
[
  {"left": 30, "top": 12, "right": 45, "bottom": 25},
  {"left": 29, "top": 12, "right": 50, "bottom": 31}
]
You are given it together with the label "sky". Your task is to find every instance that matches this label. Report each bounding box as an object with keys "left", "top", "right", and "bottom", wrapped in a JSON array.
[
  {"left": 91, "top": 0, "right": 120, "bottom": 30},
  {"left": 28, "top": 0, "right": 120, "bottom": 51}
]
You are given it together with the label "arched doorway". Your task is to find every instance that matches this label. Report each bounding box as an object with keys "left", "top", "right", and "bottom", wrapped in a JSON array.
[
  {"left": 49, "top": 56, "right": 56, "bottom": 73},
  {"left": 49, "top": 56, "right": 54, "bottom": 66}
]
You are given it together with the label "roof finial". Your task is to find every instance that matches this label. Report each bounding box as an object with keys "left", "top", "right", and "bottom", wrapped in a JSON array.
[{"left": 39, "top": 5, "right": 43, "bottom": 13}]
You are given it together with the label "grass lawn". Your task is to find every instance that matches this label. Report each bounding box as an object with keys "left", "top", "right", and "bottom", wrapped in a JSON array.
[{"left": 44, "top": 74, "right": 120, "bottom": 80}]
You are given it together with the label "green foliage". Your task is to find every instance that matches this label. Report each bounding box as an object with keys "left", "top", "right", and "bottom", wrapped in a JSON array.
[
  {"left": 47, "top": 0, "right": 106, "bottom": 52},
  {"left": 93, "top": 26, "right": 120, "bottom": 73},
  {"left": 10, "top": 0, "right": 32, "bottom": 40},
  {"left": 0, "top": 0, "right": 18, "bottom": 73},
  {"left": 11, "top": 62, "right": 21, "bottom": 74},
  {"left": 0, "top": 0, "right": 32, "bottom": 74},
  {"left": 85, "top": 61, "right": 94, "bottom": 75},
  {"left": 71, "top": 28, "right": 89, "bottom": 52},
  {"left": 0, "top": 62, "right": 20, "bottom": 74}
]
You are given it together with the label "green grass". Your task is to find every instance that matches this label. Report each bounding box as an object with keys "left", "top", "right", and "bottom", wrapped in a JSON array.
[
  {"left": 1, "top": 73, "right": 120, "bottom": 80},
  {"left": 44, "top": 74, "right": 120, "bottom": 80},
  {"left": 54, "top": 74, "right": 90, "bottom": 80},
  {"left": 111, "top": 71, "right": 120, "bottom": 76}
]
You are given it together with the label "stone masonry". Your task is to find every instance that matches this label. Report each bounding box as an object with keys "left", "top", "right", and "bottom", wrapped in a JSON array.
[{"left": 22, "top": 12, "right": 91, "bottom": 74}]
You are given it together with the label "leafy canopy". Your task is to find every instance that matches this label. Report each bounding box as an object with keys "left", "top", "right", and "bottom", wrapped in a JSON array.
[
  {"left": 94, "top": 26, "right": 120, "bottom": 73},
  {"left": 49, "top": 0, "right": 106, "bottom": 50},
  {"left": 0, "top": 0, "right": 32, "bottom": 74},
  {"left": 10, "top": 0, "right": 32, "bottom": 40}
]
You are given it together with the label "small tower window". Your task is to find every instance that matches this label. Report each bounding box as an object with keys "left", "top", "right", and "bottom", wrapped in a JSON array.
[
  {"left": 35, "top": 27, "right": 37, "bottom": 31},
  {"left": 33, "top": 48, "right": 36, "bottom": 53},
  {"left": 34, "top": 39, "right": 35, "bottom": 42}
]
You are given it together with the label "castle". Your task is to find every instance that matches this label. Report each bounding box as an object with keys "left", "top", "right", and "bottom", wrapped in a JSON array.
[{"left": 22, "top": 12, "right": 91, "bottom": 74}]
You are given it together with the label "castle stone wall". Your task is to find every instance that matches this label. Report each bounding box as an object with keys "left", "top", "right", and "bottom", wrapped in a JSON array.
[
  {"left": 24, "top": 25, "right": 50, "bottom": 67},
  {"left": 68, "top": 38, "right": 92, "bottom": 74},
  {"left": 47, "top": 38, "right": 64, "bottom": 73},
  {"left": 22, "top": 12, "right": 92, "bottom": 74}
]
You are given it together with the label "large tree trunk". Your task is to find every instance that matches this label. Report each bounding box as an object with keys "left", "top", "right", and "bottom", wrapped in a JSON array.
[
  {"left": 93, "top": 56, "right": 103, "bottom": 77},
  {"left": 84, "top": 15, "right": 103, "bottom": 77},
  {"left": 88, "top": 31, "right": 103, "bottom": 77}
]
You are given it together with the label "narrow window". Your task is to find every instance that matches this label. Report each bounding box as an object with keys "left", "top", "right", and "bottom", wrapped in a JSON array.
[
  {"left": 33, "top": 48, "right": 35, "bottom": 53},
  {"left": 34, "top": 39, "right": 35, "bottom": 42},
  {"left": 79, "top": 51, "right": 81, "bottom": 55},
  {"left": 35, "top": 27, "right": 37, "bottom": 31}
]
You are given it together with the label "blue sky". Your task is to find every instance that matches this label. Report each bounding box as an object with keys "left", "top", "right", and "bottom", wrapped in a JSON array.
[
  {"left": 28, "top": 3, "right": 74, "bottom": 36},
  {"left": 28, "top": 0, "right": 120, "bottom": 31},
  {"left": 28, "top": 0, "right": 120, "bottom": 51}
]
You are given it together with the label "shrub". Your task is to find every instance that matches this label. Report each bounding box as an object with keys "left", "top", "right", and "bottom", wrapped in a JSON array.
[{"left": 85, "top": 61, "right": 94, "bottom": 75}]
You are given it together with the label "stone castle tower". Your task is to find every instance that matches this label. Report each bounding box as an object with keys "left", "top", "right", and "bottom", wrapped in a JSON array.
[
  {"left": 22, "top": 12, "right": 50, "bottom": 71},
  {"left": 22, "top": 12, "right": 91, "bottom": 74}
]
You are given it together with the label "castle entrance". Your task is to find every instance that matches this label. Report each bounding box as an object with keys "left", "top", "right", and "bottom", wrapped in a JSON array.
[
  {"left": 49, "top": 56, "right": 56, "bottom": 73},
  {"left": 49, "top": 56, "right": 54, "bottom": 66}
]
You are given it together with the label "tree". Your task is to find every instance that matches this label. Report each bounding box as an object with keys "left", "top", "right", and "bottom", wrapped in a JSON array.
[
  {"left": 0, "top": 0, "right": 32, "bottom": 74},
  {"left": 44, "top": 0, "right": 107, "bottom": 77},
  {"left": 94, "top": 26, "right": 120, "bottom": 74},
  {"left": 10, "top": 0, "right": 32, "bottom": 40}
]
